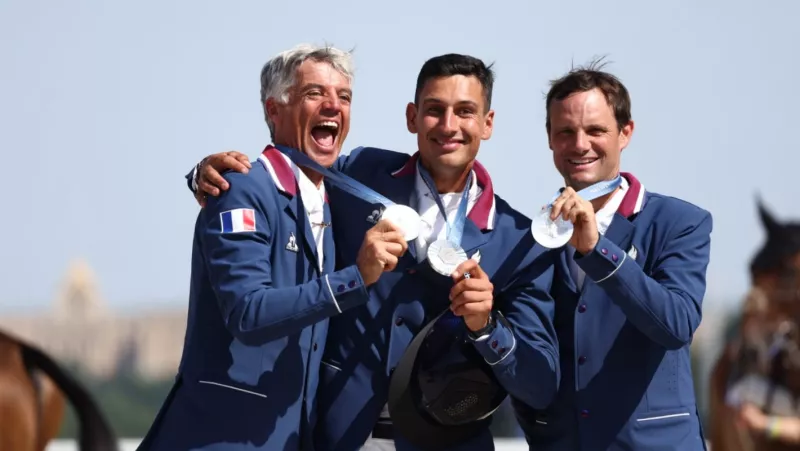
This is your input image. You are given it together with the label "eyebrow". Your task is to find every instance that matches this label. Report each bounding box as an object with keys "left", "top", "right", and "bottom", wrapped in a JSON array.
[
  {"left": 300, "top": 83, "right": 352, "bottom": 97},
  {"left": 556, "top": 123, "right": 610, "bottom": 133},
  {"left": 421, "top": 97, "right": 480, "bottom": 109}
]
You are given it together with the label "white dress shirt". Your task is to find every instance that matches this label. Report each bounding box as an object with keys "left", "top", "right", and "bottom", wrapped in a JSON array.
[
  {"left": 412, "top": 169, "right": 482, "bottom": 262},
  {"left": 281, "top": 153, "right": 326, "bottom": 271}
]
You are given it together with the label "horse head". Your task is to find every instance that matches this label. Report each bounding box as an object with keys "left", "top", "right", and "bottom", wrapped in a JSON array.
[{"left": 736, "top": 196, "right": 800, "bottom": 397}]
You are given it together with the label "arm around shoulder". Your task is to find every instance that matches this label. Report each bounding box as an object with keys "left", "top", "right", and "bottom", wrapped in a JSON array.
[{"left": 200, "top": 171, "right": 370, "bottom": 345}]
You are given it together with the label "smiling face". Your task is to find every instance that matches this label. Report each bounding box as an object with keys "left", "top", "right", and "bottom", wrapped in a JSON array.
[
  {"left": 547, "top": 88, "right": 633, "bottom": 190},
  {"left": 405, "top": 75, "right": 494, "bottom": 185},
  {"left": 266, "top": 59, "right": 352, "bottom": 168}
]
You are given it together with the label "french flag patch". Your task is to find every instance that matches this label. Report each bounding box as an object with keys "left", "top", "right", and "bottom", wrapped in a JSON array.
[{"left": 220, "top": 208, "right": 256, "bottom": 233}]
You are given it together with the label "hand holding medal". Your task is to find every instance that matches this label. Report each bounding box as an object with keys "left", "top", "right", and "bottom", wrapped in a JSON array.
[
  {"left": 449, "top": 258, "right": 494, "bottom": 332},
  {"left": 356, "top": 219, "right": 409, "bottom": 286},
  {"left": 548, "top": 187, "right": 599, "bottom": 255},
  {"left": 531, "top": 175, "right": 622, "bottom": 251}
]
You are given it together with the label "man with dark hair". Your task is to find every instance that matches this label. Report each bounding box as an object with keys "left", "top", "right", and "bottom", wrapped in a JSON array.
[
  {"left": 186, "top": 53, "right": 560, "bottom": 450},
  {"left": 516, "top": 59, "right": 713, "bottom": 450}
]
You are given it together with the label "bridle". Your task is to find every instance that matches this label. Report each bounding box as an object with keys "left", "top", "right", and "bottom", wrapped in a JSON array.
[{"left": 728, "top": 282, "right": 800, "bottom": 415}]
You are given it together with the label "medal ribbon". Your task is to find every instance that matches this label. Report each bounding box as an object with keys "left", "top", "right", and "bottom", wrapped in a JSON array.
[
  {"left": 274, "top": 145, "right": 397, "bottom": 207},
  {"left": 546, "top": 174, "right": 623, "bottom": 206},
  {"left": 417, "top": 160, "right": 473, "bottom": 247}
]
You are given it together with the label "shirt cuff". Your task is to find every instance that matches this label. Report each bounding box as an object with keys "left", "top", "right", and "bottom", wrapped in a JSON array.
[
  {"left": 323, "top": 264, "right": 370, "bottom": 313},
  {"left": 190, "top": 164, "right": 200, "bottom": 192},
  {"left": 471, "top": 315, "right": 516, "bottom": 366},
  {"left": 574, "top": 235, "right": 628, "bottom": 284}
]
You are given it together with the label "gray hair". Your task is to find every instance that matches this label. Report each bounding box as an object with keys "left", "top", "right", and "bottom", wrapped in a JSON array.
[{"left": 260, "top": 43, "right": 355, "bottom": 138}]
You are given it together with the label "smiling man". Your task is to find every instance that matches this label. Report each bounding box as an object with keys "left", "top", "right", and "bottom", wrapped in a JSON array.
[
  {"left": 139, "top": 44, "right": 407, "bottom": 451},
  {"left": 187, "top": 53, "right": 561, "bottom": 451},
  {"left": 512, "top": 61, "right": 713, "bottom": 450}
]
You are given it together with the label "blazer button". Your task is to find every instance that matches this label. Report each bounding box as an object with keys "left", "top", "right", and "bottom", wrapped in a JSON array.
[
  {"left": 313, "top": 342, "right": 318, "bottom": 351},
  {"left": 491, "top": 340, "right": 498, "bottom": 349},
  {"left": 611, "top": 254, "right": 618, "bottom": 262},
  {"left": 337, "top": 284, "right": 345, "bottom": 292},
  {"left": 348, "top": 280, "right": 356, "bottom": 288},
  {"left": 577, "top": 304, "right": 587, "bottom": 313},
  {"left": 600, "top": 248, "right": 608, "bottom": 255},
  {"left": 395, "top": 317, "right": 404, "bottom": 326},
  {"left": 498, "top": 347, "right": 507, "bottom": 355},
  {"left": 581, "top": 409, "right": 589, "bottom": 418},
  {"left": 578, "top": 355, "right": 587, "bottom": 365}
]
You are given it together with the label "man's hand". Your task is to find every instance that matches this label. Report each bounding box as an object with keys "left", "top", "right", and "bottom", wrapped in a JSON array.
[
  {"left": 356, "top": 220, "right": 409, "bottom": 286},
  {"left": 549, "top": 187, "right": 599, "bottom": 254},
  {"left": 194, "top": 151, "right": 251, "bottom": 207},
  {"left": 449, "top": 259, "right": 494, "bottom": 332}
]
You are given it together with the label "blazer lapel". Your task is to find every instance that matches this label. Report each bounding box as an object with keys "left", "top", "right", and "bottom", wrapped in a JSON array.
[
  {"left": 603, "top": 213, "right": 635, "bottom": 254},
  {"left": 459, "top": 219, "right": 490, "bottom": 258}
]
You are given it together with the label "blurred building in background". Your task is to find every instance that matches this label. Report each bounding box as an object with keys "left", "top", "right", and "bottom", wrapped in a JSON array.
[{"left": 0, "top": 258, "right": 186, "bottom": 380}]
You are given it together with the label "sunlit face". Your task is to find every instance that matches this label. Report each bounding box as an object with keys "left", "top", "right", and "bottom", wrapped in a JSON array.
[
  {"left": 547, "top": 88, "right": 633, "bottom": 190},
  {"left": 406, "top": 75, "right": 494, "bottom": 179},
  {"left": 267, "top": 59, "right": 352, "bottom": 167}
]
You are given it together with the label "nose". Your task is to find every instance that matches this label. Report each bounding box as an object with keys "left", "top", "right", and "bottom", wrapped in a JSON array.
[
  {"left": 575, "top": 130, "right": 591, "bottom": 152},
  {"left": 438, "top": 110, "right": 458, "bottom": 135},
  {"left": 321, "top": 93, "right": 342, "bottom": 115}
]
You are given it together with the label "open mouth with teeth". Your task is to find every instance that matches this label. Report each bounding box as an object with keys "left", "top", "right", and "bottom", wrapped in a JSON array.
[
  {"left": 311, "top": 121, "right": 339, "bottom": 150},
  {"left": 431, "top": 137, "right": 464, "bottom": 151},
  {"left": 568, "top": 157, "right": 600, "bottom": 168}
]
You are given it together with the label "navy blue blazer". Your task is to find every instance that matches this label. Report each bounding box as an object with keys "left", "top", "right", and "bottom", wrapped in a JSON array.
[
  {"left": 513, "top": 173, "right": 712, "bottom": 451},
  {"left": 140, "top": 146, "right": 370, "bottom": 450},
  {"left": 315, "top": 148, "right": 560, "bottom": 451}
]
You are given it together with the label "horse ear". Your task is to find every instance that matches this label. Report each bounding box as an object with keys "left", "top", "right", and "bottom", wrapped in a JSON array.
[{"left": 756, "top": 193, "right": 780, "bottom": 234}]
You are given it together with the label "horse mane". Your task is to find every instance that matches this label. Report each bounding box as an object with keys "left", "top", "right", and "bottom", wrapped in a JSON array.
[
  {"left": 749, "top": 195, "right": 800, "bottom": 275},
  {"left": 0, "top": 329, "right": 119, "bottom": 451}
]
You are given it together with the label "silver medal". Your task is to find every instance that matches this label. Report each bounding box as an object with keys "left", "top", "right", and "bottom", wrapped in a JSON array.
[
  {"left": 380, "top": 204, "right": 421, "bottom": 241},
  {"left": 427, "top": 239, "right": 468, "bottom": 276},
  {"left": 530, "top": 206, "right": 573, "bottom": 249}
]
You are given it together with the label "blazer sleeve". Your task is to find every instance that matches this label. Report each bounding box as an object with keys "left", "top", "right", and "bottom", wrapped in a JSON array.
[
  {"left": 186, "top": 150, "right": 357, "bottom": 196},
  {"left": 199, "top": 171, "right": 370, "bottom": 345},
  {"left": 575, "top": 209, "right": 713, "bottom": 350},
  {"left": 469, "top": 246, "right": 561, "bottom": 410}
]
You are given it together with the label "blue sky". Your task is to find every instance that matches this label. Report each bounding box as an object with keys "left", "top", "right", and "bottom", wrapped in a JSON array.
[{"left": 2, "top": 0, "right": 798, "bottom": 312}]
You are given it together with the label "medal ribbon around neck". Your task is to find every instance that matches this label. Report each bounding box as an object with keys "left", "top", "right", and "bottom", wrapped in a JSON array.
[
  {"left": 274, "top": 145, "right": 421, "bottom": 241},
  {"left": 531, "top": 174, "right": 624, "bottom": 249},
  {"left": 417, "top": 160, "right": 474, "bottom": 277}
]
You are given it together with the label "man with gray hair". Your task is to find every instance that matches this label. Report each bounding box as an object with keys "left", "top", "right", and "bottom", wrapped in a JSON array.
[{"left": 138, "top": 43, "right": 407, "bottom": 451}]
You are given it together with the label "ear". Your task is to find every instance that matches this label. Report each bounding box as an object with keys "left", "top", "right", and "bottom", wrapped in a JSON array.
[
  {"left": 619, "top": 120, "right": 635, "bottom": 152},
  {"left": 405, "top": 102, "right": 418, "bottom": 134},
  {"left": 265, "top": 98, "right": 280, "bottom": 126},
  {"left": 756, "top": 194, "right": 781, "bottom": 235},
  {"left": 481, "top": 109, "right": 495, "bottom": 140}
]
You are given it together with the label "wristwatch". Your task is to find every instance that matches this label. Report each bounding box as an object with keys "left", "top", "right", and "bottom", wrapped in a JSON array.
[{"left": 467, "top": 312, "right": 496, "bottom": 341}]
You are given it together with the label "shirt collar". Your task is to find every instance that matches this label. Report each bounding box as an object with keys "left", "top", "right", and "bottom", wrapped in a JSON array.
[
  {"left": 257, "top": 145, "right": 328, "bottom": 203},
  {"left": 391, "top": 151, "right": 496, "bottom": 230}
]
